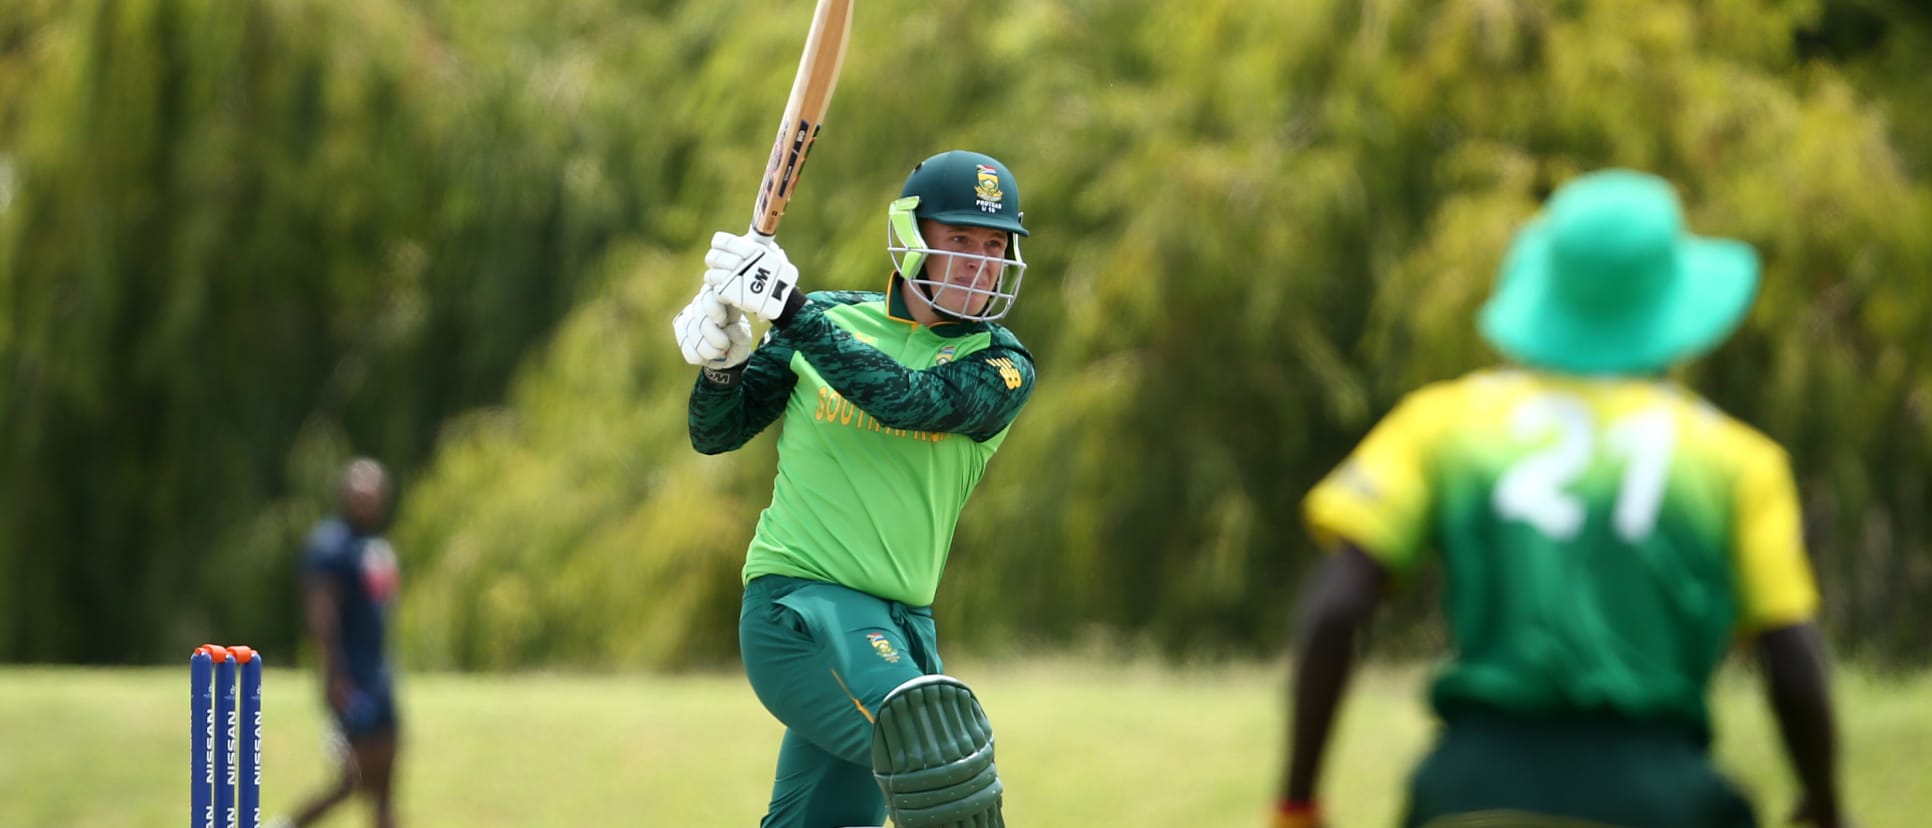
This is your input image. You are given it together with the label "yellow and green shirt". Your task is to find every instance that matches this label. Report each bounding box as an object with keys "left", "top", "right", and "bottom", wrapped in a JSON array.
[{"left": 1305, "top": 369, "right": 1817, "bottom": 731}]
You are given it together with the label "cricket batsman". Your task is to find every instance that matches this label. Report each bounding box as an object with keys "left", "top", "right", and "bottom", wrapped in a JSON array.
[{"left": 671, "top": 149, "right": 1037, "bottom": 828}]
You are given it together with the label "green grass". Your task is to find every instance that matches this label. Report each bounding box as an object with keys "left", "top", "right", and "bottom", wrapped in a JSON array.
[{"left": 0, "top": 658, "right": 1924, "bottom": 826}]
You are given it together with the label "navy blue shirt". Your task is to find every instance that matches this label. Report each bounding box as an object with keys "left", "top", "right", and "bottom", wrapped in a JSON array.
[{"left": 302, "top": 517, "right": 400, "bottom": 691}]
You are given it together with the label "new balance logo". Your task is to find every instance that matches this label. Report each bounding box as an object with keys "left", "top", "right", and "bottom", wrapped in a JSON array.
[{"left": 985, "top": 357, "right": 1024, "bottom": 390}]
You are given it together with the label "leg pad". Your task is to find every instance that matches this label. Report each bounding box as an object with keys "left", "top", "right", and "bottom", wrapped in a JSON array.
[{"left": 870, "top": 675, "right": 1004, "bottom": 827}]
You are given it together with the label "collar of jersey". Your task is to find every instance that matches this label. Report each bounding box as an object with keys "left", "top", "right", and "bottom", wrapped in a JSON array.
[{"left": 885, "top": 273, "right": 989, "bottom": 339}]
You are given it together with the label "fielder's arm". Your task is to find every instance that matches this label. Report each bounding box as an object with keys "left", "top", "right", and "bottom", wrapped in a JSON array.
[
  {"left": 1758, "top": 623, "right": 1847, "bottom": 827},
  {"left": 775, "top": 299, "right": 1034, "bottom": 441},
  {"left": 1281, "top": 542, "right": 1388, "bottom": 805},
  {"left": 1728, "top": 437, "right": 1843, "bottom": 825},
  {"left": 301, "top": 572, "right": 351, "bottom": 712},
  {"left": 688, "top": 336, "right": 800, "bottom": 455}
]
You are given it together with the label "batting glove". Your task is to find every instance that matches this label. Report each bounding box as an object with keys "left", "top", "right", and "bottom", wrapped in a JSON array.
[
  {"left": 704, "top": 231, "right": 802, "bottom": 324},
  {"left": 672, "top": 286, "right": 753, "bottom": 370}
]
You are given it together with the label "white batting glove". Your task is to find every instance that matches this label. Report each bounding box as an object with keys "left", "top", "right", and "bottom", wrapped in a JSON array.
[
  {"left": 703, "top": 231, "right": 801, "bottom": 323},
  {"left": 672, "top": 286, "right": 753, "bottom": 370}
]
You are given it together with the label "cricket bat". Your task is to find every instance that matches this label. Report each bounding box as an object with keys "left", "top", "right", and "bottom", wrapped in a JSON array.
[{"left": 749, "top": 0, "right": 855, "bottom": 239}]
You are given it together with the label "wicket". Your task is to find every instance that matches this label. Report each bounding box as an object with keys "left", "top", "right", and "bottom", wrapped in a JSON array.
[{"left": 192, "top": 644, "right": 263, "bottom": 828}]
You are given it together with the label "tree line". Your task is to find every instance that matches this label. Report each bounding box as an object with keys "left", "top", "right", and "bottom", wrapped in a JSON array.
[{"left": 2, "top": 0, "right": 1926, "bottom": 669}]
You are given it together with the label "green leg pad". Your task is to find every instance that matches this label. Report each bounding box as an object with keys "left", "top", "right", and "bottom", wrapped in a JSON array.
[{"left": 870, "top": 675, "right": 1005, "bottom": 828}]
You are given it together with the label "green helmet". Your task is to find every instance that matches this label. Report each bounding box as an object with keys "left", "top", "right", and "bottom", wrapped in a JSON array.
[
  {"left": 898, "top": 150, "right": 1027, "bottom": 235},
  {"left": 887, "top": 150, "right": 1030, "bottom": 322}
]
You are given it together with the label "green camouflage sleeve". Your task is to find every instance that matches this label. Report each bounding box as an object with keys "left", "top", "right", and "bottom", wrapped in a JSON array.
[
  {"left": 687, "top": 334, "right": 799, "bottom": 455},
  {"left": 778, "top": 301, "right": 1035, "bottom": 442}
]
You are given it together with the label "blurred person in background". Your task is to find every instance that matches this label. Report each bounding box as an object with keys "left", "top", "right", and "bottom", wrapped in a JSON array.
[
  {"left": 671, "top": 149, "right": 1035, "bottom": 828},
  {"left": 270, "top": 457, "right": 404, "bottom": 828},
  {"left": 1272, "top": 170, "right": 1850, "bottom": 828}
]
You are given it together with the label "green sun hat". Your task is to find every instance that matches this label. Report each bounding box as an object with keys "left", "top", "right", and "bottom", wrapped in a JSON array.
[
  {"left": 1478, "top": 169, "right": 1761, "bottom": 375},
  {"left": 899, "top": 150, "right": 1027, "bottom": 236}
]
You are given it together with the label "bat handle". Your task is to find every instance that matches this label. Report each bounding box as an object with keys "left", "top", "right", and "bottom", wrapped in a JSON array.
[{"left": 746, "top": 225, "right": 778, "bottom": 248}]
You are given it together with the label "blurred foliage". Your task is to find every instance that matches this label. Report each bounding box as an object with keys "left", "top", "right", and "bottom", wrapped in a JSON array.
[{"left": 0, "top": 0, "right": 1926, "bottom": 669}]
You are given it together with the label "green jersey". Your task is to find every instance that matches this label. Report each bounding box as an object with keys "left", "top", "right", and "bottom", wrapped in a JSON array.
[
  {"left": 688, "top": 281, "right": 1034, "bottom": 607},
  {"left": 1304, "top": 369, "right": 1818, "bottom": 732}
]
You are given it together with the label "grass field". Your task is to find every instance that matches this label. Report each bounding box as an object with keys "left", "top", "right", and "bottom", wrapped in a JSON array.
[{"left": 0, "top": 657, "right": 1924, "bottom": 827}]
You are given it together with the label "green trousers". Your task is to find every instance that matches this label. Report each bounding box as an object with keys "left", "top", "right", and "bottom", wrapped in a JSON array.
[
  {"left": 739, "top": 575, "right": 944, "bottom": 828},
  {"left": 1403, "top": 712, "right": 1758, "bottom": 828}
]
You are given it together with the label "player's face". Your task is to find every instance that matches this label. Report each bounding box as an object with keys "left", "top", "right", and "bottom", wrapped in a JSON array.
[
  {"left": 918, "top": 219, "right": 1009, "bottom": 317},
  {"left": 345, "top": 488, "right": 386, "bottom": 531},
  {"left": 340, "top": 469, "right": 390, "bottom": 533}
]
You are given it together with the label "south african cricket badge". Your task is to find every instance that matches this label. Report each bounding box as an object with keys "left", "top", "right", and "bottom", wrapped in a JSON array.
[
  {"left": 866, "top": 632, "right": 902, "bottom": 664},
  {"left": 935, "top": 345, "right": 957, "bottom": 365},
  {"left": 974, "top": 164, "right": 1004, "bottom": 213}
]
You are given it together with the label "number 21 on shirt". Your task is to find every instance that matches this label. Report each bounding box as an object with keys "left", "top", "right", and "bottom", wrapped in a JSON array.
[{"left": 1493, "top": 394, "right": 1676, "bottom": 544}]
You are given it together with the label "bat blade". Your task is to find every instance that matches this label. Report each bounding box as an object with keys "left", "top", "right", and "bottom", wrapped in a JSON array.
[{"left": 750, "top": 0, "right": 855, "bottom": 238}]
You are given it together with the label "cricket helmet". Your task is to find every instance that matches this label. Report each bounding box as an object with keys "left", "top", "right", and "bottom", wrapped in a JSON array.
[{"left": 887, "top": 150, "right": 1029, "bottom": 322}]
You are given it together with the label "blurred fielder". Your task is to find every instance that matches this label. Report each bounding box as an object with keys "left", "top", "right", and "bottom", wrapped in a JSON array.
[
  {"left": 1275, "top": 170, "right": 1851, "bottom": 828},
  {"left": 272, "top": 457, "right": 404, "bottom": 828},
  {"left": 673, "top": 149, "right": 1035, "bottom": 828}
]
